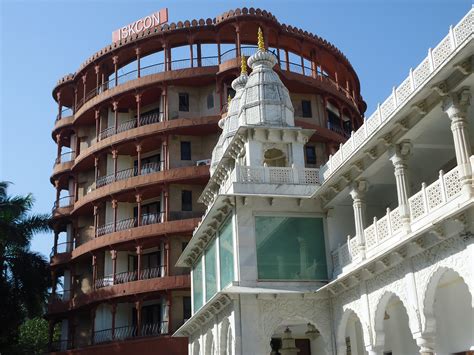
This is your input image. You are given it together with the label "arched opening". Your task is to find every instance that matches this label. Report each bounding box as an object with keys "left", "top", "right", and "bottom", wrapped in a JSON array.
[
  {"left": 343, "top": 312, "right": 367, "bottom": 355},
  {"left": 375, "top": 293, "right": 418, "bottom": 354},
  {"left": 264, "top": 148, "right": 287, "bottom": 167},
  {"left": 429, "top": 269, "right": 474, "bottom": 354},
  {"left": 270, "top": 323, "right": 327, "bottom": 355}
]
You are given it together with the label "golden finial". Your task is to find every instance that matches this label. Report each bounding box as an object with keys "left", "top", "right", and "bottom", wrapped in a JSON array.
[
  {"left": 241, "top": 55, "right": 247, "bottom": 75},
  {"left": 227, "top": 94, "right": 231, "bottom": 104},
  {"left": 257, "top": 27, "right": 265, "bottom": 51}
]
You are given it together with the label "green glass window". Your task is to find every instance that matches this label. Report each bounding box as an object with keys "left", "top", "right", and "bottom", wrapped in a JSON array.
[
  {"left": 205, "top": 239, "right": 217, "bottom": 301},
  {"left": 192, "top": 259, "right": 203, "bottom": 313},
  {"left": 255, "top": 216, "right": 327, "bottom": 280},
  {"left": 219, "top": 218, "right": 234, "bottom": 289}
]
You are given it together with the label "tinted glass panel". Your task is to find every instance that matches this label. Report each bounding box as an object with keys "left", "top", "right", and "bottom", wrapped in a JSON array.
[
  {"left": 192, "top": 259, "right": 203, "bottom": 312},
  {"left": 219, "top": 218, "right": 234, "bottom": 288},
  {"left": 205, "top": 239, "right": 217, "bottom": 301},
  {"left": 255, "top": 216, "right": 327, "bottom": 280}
]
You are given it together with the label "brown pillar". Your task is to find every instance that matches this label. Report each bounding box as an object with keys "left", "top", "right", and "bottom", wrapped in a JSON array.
[
  {"left": 135, "top": 300, "right": 142, "bottom": 336},
  {"left": 92, "top": 254, "right": 97, "bottom": 289},
  {"left": 163, "top": 139, "right": 168, "bottom": 171},
  {"left": 53, "top": 231, "right": 59, "bottom": 255},
  {"left": 136, "top": 144, "right": 142, "bottom": 175},
  {"left": 69, "top": 264, "right": 75, "bottom": 299},
  {"left": 164, "top": 185, "right": 169, "bottom": 222},
  {"left": 189, "top": 42, "right": 194, "bottom": 68},
  {"left": 235, "top": 26, "right": 241, "bottom": 57},
  {"left": 276, "top": 47, "right": 281, "bottom": 66},
  {"left": 94, "top": 156, "right": 99, "bottom": 185},
  {"left": 285, "top": 49, "right": 290, "bottom": 71},
  {"left": 55, "top": 180, "right": 60, "bottom": 207},
  {"left": 56, "top": 133, "right": 62, "bottom": 162},
  {"left": 167, "top": 47, "right": 172, "bottom": 71},
  {"left": 95, "top": 65, "right": 100, "bottom": 95},
  {"left": 111, "top": 303, "right": 117, "bottom": 339},
  {"left": 93, "top": 205, "right": 99, "bottom": 238},
  {"left": 136, "top": 47, "right": 141, "bottom": 78},
  {"left": 95, "top": 109, "right": 100, "bottom": 140},
  {"left": 113, "top": 56, "right": 119, "bottom": 86},
  {"left": 82, "top": 74, "right": 87, "bottom": 103},
  {"left": 136, "top": 194, "right": 142, "bottom": 226},
  {"left": 217, "top": 41, "right": 221, "bottom": 64},
  {"left": 135, "top": 94, "right": 141, "bottom": 127},
  {"left": 300, "top": 54, "right": 305, "bottom": 75},
  {"left": 112, "top": 149, "right": 118, "bottom": 180},
  {"left": 73, "top": 88, "right": 78, "bottom": 113},
  {"left": 90, "top": 307, "right": 96, "bottom": 344},
  {"left": 162, "top": 85, "right": 168, "bottom": 121},
  {"left": 57, "top": 92, "right": 62, "bottom": 120},
  {"left": 136, "top": 246, "right": 142, "bottom": 280},
  {"left": 165, "top": 239, "right": 170, "bottom": 276},
  {"left": 112, "top": 199, "right": 118, "bottom": 232},
  {"left": 113, "top": 101, "right": 118, "bottom": 134},
  {"left": 111, "top": 250, "right": 117, "bottom": 284},
  {"left": 74, "top": 175, "right": 79, "bottom": 202},
  {"left": 197, "top": 43, "right": 202, "bottom": 67}
]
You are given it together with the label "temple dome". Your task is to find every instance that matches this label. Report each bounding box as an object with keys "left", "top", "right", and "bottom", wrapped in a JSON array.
[{"left": 237, "top": 39, "right": 295, "bottom": 127}]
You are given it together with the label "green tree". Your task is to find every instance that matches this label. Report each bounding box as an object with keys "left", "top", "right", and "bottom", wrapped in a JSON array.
[
  {"left": 0, "top": 182, "right": 51, "bottom": 352},
  {"left": 17, "top": 317, "right": 51, "bottom": 355}
]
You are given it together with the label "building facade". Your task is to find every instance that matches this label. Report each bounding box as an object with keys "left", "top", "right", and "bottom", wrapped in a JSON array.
[
  {"left": 175, "top": 8, "right": 474, "bottom": 355},
  {"left": 47, "top": 8, "right": 363, "bottom": 354}
]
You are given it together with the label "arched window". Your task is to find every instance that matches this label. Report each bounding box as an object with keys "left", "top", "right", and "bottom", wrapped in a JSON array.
[{"left": 264, "top": 148, "right": 286, "bottom": 167}]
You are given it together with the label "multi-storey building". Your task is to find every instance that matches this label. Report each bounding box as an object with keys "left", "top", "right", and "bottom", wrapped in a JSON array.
[
  {"left": 175, "top": 8, "right": 474, "bottom": 355},
  {"left": 47, "top": 7, "right": 364, "bottom": 354}
]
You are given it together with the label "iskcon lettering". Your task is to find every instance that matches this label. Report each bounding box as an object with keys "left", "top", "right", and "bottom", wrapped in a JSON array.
[{"left": 112, "top": 8, "right": 168, "bottom": 42}]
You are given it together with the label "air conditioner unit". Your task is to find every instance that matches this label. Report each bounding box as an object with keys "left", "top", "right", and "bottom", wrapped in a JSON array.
[{"left": 196, "top": 159, "right": 211, "bottom": 166}]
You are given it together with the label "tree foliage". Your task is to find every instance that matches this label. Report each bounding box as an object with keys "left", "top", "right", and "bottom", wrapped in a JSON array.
[{"left": 0, "top": 182, "right": 51, "bottom": 353}]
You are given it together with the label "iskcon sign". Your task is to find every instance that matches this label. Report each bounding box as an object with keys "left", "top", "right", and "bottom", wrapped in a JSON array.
[{"left": 112, "top": 8, "right": 168, "bottom": 42}]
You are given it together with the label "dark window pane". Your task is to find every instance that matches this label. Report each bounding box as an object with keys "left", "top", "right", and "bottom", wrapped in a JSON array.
[
  {"left": 183, "top": 296, "right": 192, "bottom": 320},
  {"left": 182, "top": 190, "right": 192, "bottom": 211},
  {"left": 179, "top": 93, "right": 189, "bottom": 112},
  {"left": 305, "top": 145, "right": 317, "bottom": 165},
  {"left": 301, "top": 100, "right": 312, "bottom": 118},
  {"left": 181, "top": 141, "right": 191, "bottom": 161}
]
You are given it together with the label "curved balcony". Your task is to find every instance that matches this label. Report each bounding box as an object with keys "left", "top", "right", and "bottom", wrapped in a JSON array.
[
  {"left": 95, "top": 267, "right": 163, "bottom": 289},
  {"left": 72, "top": 115, "right": 220, "bottom": 170},
  {"left": 50, "top": 216, "right": 200, "bottom": 267},
  {"left": 98, "top": 112, "right": 162, "bottom": 141},
  {"left": 48, "top": 274, "right": 190, "bottom": 314},
  {"left": 52, "top": 151, "right": 75, "bottom": 180},
  {"left": 52, "top": 195, "right": 75, "bottom": 217},
  {"left": 93, "top": 322, "right": 168, "bottom": 345}
]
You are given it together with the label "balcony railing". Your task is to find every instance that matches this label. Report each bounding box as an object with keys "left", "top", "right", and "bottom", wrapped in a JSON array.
[
  {"left": 95, "top": 266, "right": 164, "bottom": 289},
  {"left": 96, "top": 212, "right": 164, "bottom": 237},
  {"left": 56, "top": 107, "right": 73, "bottom": 121},
  {"left": 50, "top": 241, "right": 74, "bottom": 257},
  {"left": 98, "top": 112, "right": 163, "bottom": 140},
  {"left": 54, "top": 151, "right": 75, "bottom": 166},
  {"left": 331, "top": 166, "right": 463, "bottom": 276},
  {"left": 93, "top": 322, "right": 168, "bottom": 344},
  {"left": 52, "top": 195, "right": 75, "bottom": 213},
  {"left": 234, "top": 165, "right": 320, "bottom": 185},
  {"left": 51, "top": 339, "right": 73, "bottom": 352},
  {"left": 96, "top": 162, "right": 163, "bottom": 189},
  {"left": 48, "top": 289, "right": 71, "bottom": 303},
  {"left": 320, "top": 9, "right": 473, "bottom": 183}
]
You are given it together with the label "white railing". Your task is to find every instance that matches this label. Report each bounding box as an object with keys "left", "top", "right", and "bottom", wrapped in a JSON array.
[
  {"left": 331, "top": 165, "right": 463, "bottom": 276},
  {"left": 320, "top": 9, "right": 473, "bottom": 183},
  {"left": 235, "top": 165, "right": 320, "bottom": 185}
]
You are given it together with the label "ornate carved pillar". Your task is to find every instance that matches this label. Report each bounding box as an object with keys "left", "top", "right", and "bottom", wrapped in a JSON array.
[
  {"left": 389, "top": 141, "right": 412, "bottom": 228},
  {"left": 349, "top": 180, "right": 368, "bottom": 259},
  {"left": 163, "top": 138, "right": 169, "bottom": 170},
  {"left": 95, "top": 65, "right": 100, "bottom": 94},
  {"left": 93, "top": 205, "right": 99, "bottom": 238},
  {"left": 113, "top": 101, "right": 118, "bottom": 134},
  {"left": 136, "top": 47, "right": 141, "bottom": 78},
  {"left": 111, "top": 250, "right": 117, "bottom": 284},
  {"left": 443, "top": 88, "right": 472, "bottom": 191},
  {"left": 92, "top": 254, "right": 97, "bottom": 289},
  {"left": 414, "top": 334, "right": 435, "bottom": 355},
  {"left": 136, "top": 144, "right": 142, "bottom": 175},
  {"left": 163, "top": 185, "right": 169, "bottom": 222},
  {"left": 136, "top": 245, "right": 142, "bottom": 280},
  {"left": 189, "top": 40, "right": 194, "bottom": 67},
  {"left": 113, "top": 55, "right": 119, "bottom": 86},
  {"left": 112, "top": 149, "right": 118, "bottom": 180},
  {"left": 135, "top": 93, "right": 141, "bottom": 127},
  {"left": 94, "top": 156, "right": 99, "bottom": 185},
  {"left": 94, "top": 109, "right": 100, "bottom": 141},
  {"left": 112, "top": 199, "right": 118, "bottom": 233},
  {"left": 82, "top": 74, "right": 87, "bottom": 103},
  {"left": 234, "top": 24, "right": 241, "bottom": 57},
  {"left": 56, "top": 133, "right": 62, "bottom": 162},
  {"left": 136, "top": 194, "right": 142, "bottom": 226},
  {"left": 165, "top": 239, "right": 170, "bottom": 276},
  {"left": 57, "top": 91, "right": 62, "bottom": 120},
  {"left": 73, "top": 88, "right": 78, "bottom": 113},
  {"left": 285, "top": 49, "right": 290, "bottom": 71}
]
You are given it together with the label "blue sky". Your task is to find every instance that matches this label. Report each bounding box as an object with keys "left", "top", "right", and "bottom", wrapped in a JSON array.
[{"left": 0, "top": 0, "right": 471, "bottom": 258}]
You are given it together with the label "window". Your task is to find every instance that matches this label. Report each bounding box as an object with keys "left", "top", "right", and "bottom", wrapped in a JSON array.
[
  {"left": 205, "top": 239, "right": 217, "bottom": 301},
  {"left": 179, "top": 93, "right": 189, "bottom": 112},
  {"left": 183, "top": 296, "right": 192, "bottom": 321},
  {"left": 263, "top": 148, "right": 286, "bottom": 167},
  {"left": 180, "top": 141, "right": 191, "bottom": 161},
  {"left": 207, "top": 93, "right": 214, "bottom": 109},
  {"left": 305, "top": 145, "right": 317, "bottom": 165},
  {"left": 327, "top": 109, "right": 340, "bottom": 129},
  {"left": 182, "top": 190, "right": 192, "bottom": 212},
  {"left": 255, "top": 216, "right": 327, "bottom": 280},
  {"left": 142, "top": 252, "right": 160, "bottom": 270},
  {"left": 192, "top": 259, "right": 203, "bottom": 313},
  {"left": 301, "top": 100, "right": 312, "bottom": 118},
  {"left": 219, "top": 218, "right": 234, "bottom": 289}
]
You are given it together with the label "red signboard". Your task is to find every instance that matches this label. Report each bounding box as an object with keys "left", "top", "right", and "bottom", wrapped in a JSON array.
[{"left": 112, "top": 8, "right": 168, "bottom": 43}]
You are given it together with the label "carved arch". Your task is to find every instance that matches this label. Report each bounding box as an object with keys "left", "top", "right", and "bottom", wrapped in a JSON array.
[{"left": 336, "top": 307, "right": 371, "bottom": 354}]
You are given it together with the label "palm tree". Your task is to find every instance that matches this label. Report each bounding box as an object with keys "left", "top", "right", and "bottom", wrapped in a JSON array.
[{"left": 0, "top": 181, "right": 51, "bottom": 351}]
